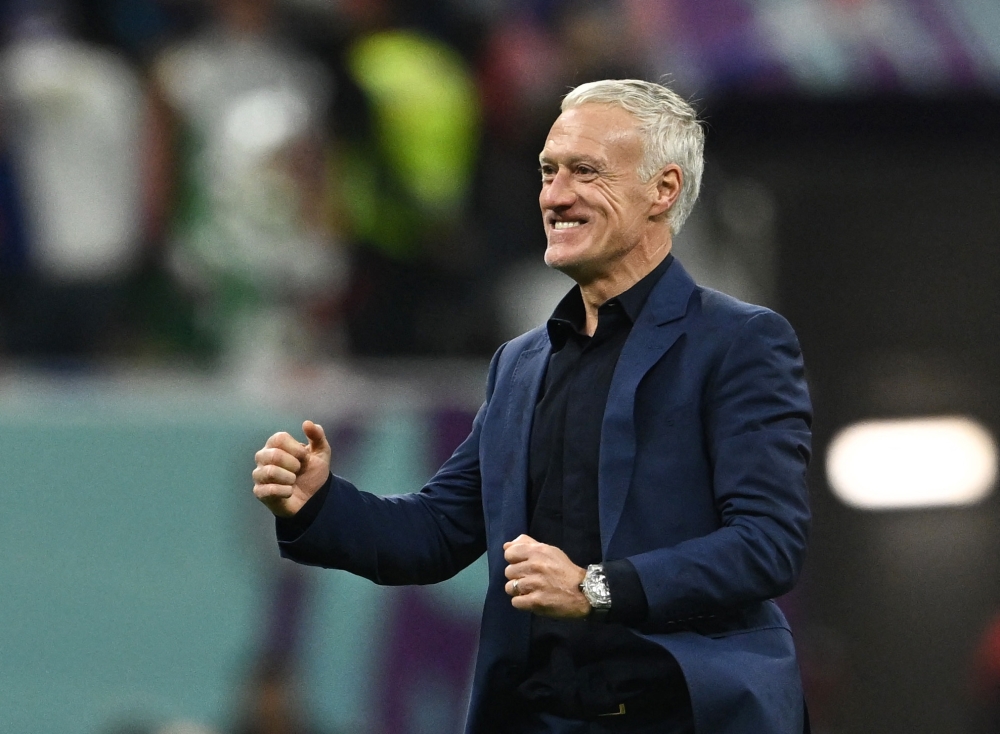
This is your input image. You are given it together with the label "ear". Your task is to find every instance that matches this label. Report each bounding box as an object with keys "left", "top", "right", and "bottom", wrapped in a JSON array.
[{"left": 648, "top": 164, "right": 683, "bottom": 219}]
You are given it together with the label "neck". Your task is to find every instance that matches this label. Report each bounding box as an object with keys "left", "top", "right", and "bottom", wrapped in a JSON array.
[{"left": 576, "top": 238, "right": 671, "bottom": 336}]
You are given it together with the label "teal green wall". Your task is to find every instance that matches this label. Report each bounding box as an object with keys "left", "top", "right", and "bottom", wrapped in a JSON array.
[
  {"left": 0, "top": 382, "right": 487, "bottom": 734},
  {"left": 0, "top": 391, "right": 289, "bottom": 733}
]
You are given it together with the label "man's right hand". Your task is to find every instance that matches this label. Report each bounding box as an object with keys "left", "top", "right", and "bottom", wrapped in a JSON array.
[{"left": 253, "top": 420, "right": 331, "bottom": 517}]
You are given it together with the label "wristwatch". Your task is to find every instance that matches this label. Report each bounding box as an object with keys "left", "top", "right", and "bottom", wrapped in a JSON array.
[{"left": 580, "top": 563, "right": 612, "bottom": 616}]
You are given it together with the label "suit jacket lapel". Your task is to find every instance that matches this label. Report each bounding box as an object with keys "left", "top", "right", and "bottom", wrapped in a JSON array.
[
  {"left": 499, "top": 337, "right": 549, "bottom": 543},
  {"left": 598, "top": 260, "right": 697, "bottom": 556}
]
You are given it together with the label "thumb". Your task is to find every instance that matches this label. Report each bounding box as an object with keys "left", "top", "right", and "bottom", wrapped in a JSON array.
[{"left": 302, "top": 420, "right": 329, "bottom": 453}]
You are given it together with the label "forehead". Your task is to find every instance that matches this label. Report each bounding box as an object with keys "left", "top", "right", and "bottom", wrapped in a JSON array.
[{"left": 540, "top": 103, "right": 643, "bottom": 163}]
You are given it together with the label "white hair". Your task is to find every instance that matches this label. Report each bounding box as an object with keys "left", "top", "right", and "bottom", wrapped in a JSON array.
[{"left": 561, "top": 79, "right": 705, "bottom": 234}]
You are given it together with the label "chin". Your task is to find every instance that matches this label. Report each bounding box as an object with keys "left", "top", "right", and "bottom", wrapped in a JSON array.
[{"left": 544, "top": 242, "right": 587, "bottom": 272}]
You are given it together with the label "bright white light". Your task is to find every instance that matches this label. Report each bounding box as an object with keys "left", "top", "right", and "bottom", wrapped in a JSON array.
[{"left": 827, "top": 417, "right": 997, "bottom": 509}]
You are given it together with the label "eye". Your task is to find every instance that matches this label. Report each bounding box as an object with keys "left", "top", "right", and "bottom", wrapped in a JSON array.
[
  {"left": 575, "top": 164, "right": 598, "bottom": 179},
  {"left": 539, "top": 164, "right": 556, "bottom": 180}
]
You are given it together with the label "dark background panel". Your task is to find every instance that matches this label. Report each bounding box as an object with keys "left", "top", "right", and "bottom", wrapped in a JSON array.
[{"left": 710, "top": 95, "right": 1000, "bottom": 734}]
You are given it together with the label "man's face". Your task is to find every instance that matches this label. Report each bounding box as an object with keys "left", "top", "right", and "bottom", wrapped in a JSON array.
[{"left": 538, "top": 103, "right": 654, "bottom": 281}]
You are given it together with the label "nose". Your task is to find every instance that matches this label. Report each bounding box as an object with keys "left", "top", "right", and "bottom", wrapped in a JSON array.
[{"left": 539, "top": 168, "right": 576, "bottom": 210}]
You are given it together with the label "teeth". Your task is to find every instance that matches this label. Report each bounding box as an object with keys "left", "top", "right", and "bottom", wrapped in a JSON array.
[{"left": 553, "top": 221, "right": 583, "bottom": 229}]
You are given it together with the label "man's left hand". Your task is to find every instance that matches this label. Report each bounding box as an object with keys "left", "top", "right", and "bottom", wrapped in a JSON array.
[{"left": 503, "top": 534, "right": 590, "bottom": 618}]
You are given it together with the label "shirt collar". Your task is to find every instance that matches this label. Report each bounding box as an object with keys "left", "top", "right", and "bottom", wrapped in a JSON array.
[
  {"left": 546, "top": 254, "right": 674, "bottom": 346},
  {"left": 615, "top": 253, "right": 673, "bottom": 323}
]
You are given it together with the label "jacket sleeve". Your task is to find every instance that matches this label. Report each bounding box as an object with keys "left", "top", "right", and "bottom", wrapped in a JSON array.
[
  {"left": 628, "top": 310, "right": 812, "bottom": 628},
  {"left": 275, "top": 345, "right": 505, "bottom": 585}
]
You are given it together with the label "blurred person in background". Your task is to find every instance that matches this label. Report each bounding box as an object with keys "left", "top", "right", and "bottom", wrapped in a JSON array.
[
  {"left": 0, "top": 0, "right": 147, "bottom": 360},
  {"left": 229, "top": 656, "right": 325, "bottom": 734},
  {"left": 0, "top": 113, "right": 29, "bottom": 352},
  {"left": 151, "top": 0, "right": 347, "bottom": 369},
  {"left": 253, "top": 79, "right": 812, "bottom": 734},
  {"left": 288, "top": 0, "right": 488, "bottom": 356}
]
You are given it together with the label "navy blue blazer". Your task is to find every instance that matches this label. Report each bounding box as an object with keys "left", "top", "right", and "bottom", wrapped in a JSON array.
[{"left": 279, "top": 259, "right": 813, "bottom": 733}]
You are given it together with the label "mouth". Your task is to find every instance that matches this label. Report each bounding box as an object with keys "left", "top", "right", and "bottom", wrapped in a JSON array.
[{"left": 549, "top": 218, "right": 587, "bottom": 231}]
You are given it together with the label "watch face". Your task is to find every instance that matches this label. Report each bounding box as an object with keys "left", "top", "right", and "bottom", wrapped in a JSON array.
[{"left": 584, "top": 566, "right": 612, "bottom": 609}]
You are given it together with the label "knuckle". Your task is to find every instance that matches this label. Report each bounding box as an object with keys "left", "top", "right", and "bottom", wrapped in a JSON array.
[
  {"left": 281, "top": 455, "right": 298, "bottom": 473},
  {"left": 260, "top": 483, "right": 284, "bottom": 499}
]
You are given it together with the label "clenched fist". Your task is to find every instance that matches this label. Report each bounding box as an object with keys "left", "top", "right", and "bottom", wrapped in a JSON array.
[
  {"left": 503, "top": 534, "right": 590, "bottom": 618},
  {"left": 253, "top": 420, "right": 331, "bottom": 517}
]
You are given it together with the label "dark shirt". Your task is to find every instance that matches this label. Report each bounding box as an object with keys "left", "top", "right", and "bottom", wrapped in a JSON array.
[
  {"left": 527, "top": 258, "right": 674, "bottom": 615},
  {"left": 516, "top": 255, "right": 688, "bottom": 719}
]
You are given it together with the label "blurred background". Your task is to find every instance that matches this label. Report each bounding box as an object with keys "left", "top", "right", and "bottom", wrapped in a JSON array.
[{"left": 1, "top": 0, "right": 999, "bottom": 732}]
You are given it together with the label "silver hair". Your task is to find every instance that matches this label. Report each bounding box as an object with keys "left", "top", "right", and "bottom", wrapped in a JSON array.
[{"left": 561, "top": 79, "right": 705, "bottom": 234}]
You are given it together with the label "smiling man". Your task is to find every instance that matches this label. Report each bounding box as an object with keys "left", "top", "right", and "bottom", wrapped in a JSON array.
[{"left": 253, "top": 79, "right": 813, "bottom": 733}]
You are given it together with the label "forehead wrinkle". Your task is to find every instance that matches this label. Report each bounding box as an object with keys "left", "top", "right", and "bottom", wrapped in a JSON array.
[{"left": 540, "top": 127, "right": 642, "bottom": 169}]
